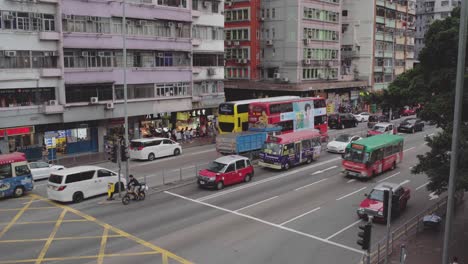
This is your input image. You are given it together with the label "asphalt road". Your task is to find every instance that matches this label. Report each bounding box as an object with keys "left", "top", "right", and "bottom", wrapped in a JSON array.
[{"left": 1, "top": 117, "right": 441, "bottom": 264}]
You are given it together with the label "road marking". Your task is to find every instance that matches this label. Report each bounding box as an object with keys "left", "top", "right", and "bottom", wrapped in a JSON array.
[
  {"left": 403, "top": 147, "right": 415, "bottom": 152},
  {"left": 311, "top": 165, "right": 338, "bottom": 175},
  {"left": 279, "top": 207, "right": 321, "bottom": 226},
  {"left": 0, "top": 206, "right": 57, "bottom": 212},
  {"left": 235, "top": 196, "right": 279, "bottom": 212},
  {"left": 35, "top": 209, "right": 68, "bottom": 264},
  {"left": 336, "top": 187, "right": 367, "bottom": 201},
  {"left": 0, "top": 197, "right": 35, "bottom": 239},
  {"left": 416, "top": 182, "right": 429, "bottom": 191},
  {"left": 198, "top": 157, "right": 341, "bottom": 202},
  {"left": 399, "top": 180, "right": 410, "bottom": 186},
  {"left": 0, "top": 219, "right": 88, "bottom": 226},
  {"left": 377, "top": 172, "right": 401, "bottom": 183},
  {"left": 97, "top": 225, "right": 109, "bottom": 264},
  {"left": 347, "top": 179, "right": 356, "bottom": 183},
  {"left": 0, "top": 235, "right": 124, "bottom": 243},
  {"left": 326, "top": 220, "right": 362, "bottom": 240},
  {"left": 165, "top": 191, "right": 364, "bottom": 255},
  {"left": 294, "top": 178, "right": 328, "bottom": 191}
]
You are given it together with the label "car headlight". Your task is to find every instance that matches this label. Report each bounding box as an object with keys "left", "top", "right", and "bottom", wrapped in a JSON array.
[
  {"left": 208, "top": 177, "right": 216, "bottom": 181},
  {"left": 377, "top": 211, "right": 383, "bottom": 216},
  {"left": 358, "top": 207, "right": 365, "bottom": 213},
  {"left": 361, "top": 171, "right": 367, "bottom": 176}
]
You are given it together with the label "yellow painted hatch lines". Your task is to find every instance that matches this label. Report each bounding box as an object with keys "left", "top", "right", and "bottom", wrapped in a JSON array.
[{"left": 0, "top": 194, "right": 193, "bottom": 264}]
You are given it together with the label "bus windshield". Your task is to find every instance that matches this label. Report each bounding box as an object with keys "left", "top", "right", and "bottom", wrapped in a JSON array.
[
  {"left": 219, "top": 103, "right": 234, "bottom": 115},
  {"left": 263, "top": 142, "right": 282, "bottom": 156},
  {"left": 344, "top": 148, "right": 369, "bottom": 163}
]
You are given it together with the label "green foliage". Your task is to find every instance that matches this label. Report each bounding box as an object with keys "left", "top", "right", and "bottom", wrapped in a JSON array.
[{"left": 384, "top": 7, "right": 468, "bottom": 194}]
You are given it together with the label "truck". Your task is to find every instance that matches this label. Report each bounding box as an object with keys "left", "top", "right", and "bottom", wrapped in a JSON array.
[{"left": 216, "top": 127, "right": 281, "bottom": 155}]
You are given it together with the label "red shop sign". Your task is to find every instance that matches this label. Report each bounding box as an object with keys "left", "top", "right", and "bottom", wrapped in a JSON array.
[{"left": 0, "top": 126, "right": 34, "bottom": 137}]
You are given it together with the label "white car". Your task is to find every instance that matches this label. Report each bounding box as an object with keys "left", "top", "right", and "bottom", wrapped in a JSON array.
[
  {"left": 29, "top": 161, "right": 65, "bottom": 180},
  {"left": 129, "top": 137, "right": 182, "bottom": 161},
  {"left": 326, "top": 134, "right": 362, "bottom": 154},
  {"left": 47, "top": 166, "right": 126, "bottom": 203},
  {"left": 353, "top": 112, "right": 371, "bottom": 122}
]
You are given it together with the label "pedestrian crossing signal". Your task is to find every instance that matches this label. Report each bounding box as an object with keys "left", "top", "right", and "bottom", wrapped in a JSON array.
[{"left": 357, "top": 223, "right": 372, "bottom": 250}]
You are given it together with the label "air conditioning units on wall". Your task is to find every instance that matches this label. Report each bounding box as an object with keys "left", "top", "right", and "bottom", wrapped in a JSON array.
[
  {"left": 303, "top": 59, "right": 311, "bottom": 65},
  {"left": 90, "top": 97, "right": 99, "bottom": 104},
  {"left": 5, "top": 51, "right": 17, "bottom": 57},
  {"left": 274, "top": 73, "right": 281, "bottom": 79},
  {"left": 49, "top": 100, "right": 58, "bottom": 106},
  {"left": 207, "top": 68, "right": 216, "bottom": 75},
  {"left": 304, "top": 39, "right": 311, "bottom": 45},
  {"left": 106, "top": 102, "right": 114, "bottom": 109},
  {"left": 266, "top": 40, "right": 273, "bottom": 46},
  {"left": 234, "top": 41, "right": 240, "bottom": 46}
]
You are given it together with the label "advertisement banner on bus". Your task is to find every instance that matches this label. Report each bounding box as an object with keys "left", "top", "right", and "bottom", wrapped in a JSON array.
[{"left": 293, "top": 101, "right": 314, "bottom": 131}]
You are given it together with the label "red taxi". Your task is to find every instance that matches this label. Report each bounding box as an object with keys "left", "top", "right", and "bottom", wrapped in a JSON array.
[
  {"left": 197, "top": 155, "right": 254, "bottom": 190},
  {"left": 367, "top": 122, "right": 396, "bottom": 137},
  {"left": 357, "top": 182, "right": 410, "bottom": 222}
]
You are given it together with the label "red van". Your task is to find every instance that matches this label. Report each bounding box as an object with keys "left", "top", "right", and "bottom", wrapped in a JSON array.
[{"left": 197, "top": 155, "right": 254, "bottom": 190}]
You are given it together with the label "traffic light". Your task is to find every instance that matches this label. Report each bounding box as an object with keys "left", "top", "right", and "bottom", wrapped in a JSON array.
[
  {"left": 357, "top": 223, "right": 372, "bottom": 250},
  {"left": 120, "top": 145, "right": 129, "bottom": 162},
  {"left": 108, "top": 145, "right": 117, "bottom": 163}
]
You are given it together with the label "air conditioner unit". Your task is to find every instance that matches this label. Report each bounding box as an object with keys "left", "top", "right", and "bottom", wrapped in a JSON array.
[
  {"left": 236, "top": 59, "right": 243, "bottom": 64},
  {"left": 97, "top": 51, "right": 105, "bottom": 57},
  {"left": 226, "top": 41, "right": 232, "bottom": 46},
  {"left": 207, "top": 68, "right": 216, "bottom": 75},
  {"left": 282, "top": 77, "right": 289, "bottom": 82},
  {"left": 234, "top": 41, "right": 240, "bottom": 46},
  {"left": 274, "top": 73, "right": 281, "bottom": 79},
  {"left": 81, "top": 51, "right": 88, "bottom": 57},
  {"left": 259, "top": 17, "right": 265, "bottom": 21},
  {"left": 203, "top": 1, "right": 209, "bottom": 8},
  {"left": 303, "top": 59, "right": 311, "bottom": 65},
  {"left": 49, "top": 100, "right": 58, "bottom": 106},
  {"left": 266, "top": 40, "right": 273, "bottom": 46},
  {"left": 62, "top": 14, "right": 73, "bottom": 20},
  {"left": 242, "top": 59, "right": 248, "bottom": 64},
  {"left": 90, "top": 97, "right": 99, "bottom": 104},
  {"left": 51, "top": 51, "right": 59, "bottom": 56},
  {"left": 106, "top": 102, "right": 114, "bottom": 109},
  {"left": 157, "top": 52, "right": 164, "bottom": 57},
  {"left": 176, "top": 23, "right": 183, "bottom": 28},
  {"left": 304, "top": 38, "right": 311, "bottom": 45},
  {"left": 43, "top": 51, "right": 51, "bottom": 56},
  {"left": 5, "top": 51, "right": 16, "bottom": 57}
]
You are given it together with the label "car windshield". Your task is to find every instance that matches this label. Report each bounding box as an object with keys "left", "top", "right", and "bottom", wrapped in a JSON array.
[
  {"left": 343, "top": 149, "right": 369, "bottom": 163},
  {"left": 207, "top": 161, "right": 227, "bottom": 173},
  {"left": 263, "top": 143, "right": 282, "bottom": 156},
  {"left": 372, "top": 125, "right": 386, "bottom": 132},
  {"left": 335, "top": 134, "right": 351, "bottom": 142},
  {"left": 368, "top": 189, "right": 384, "bottom": 201}
]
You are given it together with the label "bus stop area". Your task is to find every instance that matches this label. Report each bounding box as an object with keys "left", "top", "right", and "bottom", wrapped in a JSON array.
[{"left": 0, "top": 194, "right": 190, "bottom": 264}]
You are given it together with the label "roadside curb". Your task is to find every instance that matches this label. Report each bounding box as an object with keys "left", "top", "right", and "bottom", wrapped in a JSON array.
[{"left": 149, "top": 178, "right": 198, "bottom": 195}]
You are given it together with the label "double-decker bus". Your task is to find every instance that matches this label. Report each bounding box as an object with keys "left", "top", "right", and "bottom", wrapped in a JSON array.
[
  {"left": 0, "top": 152, "right": 33, "bottom": 198},
  {"left": 259, "top": 129, "right": 322, "bottom": 170},
  {"left": 342, "top": 134, "right": 404, "bottom": 179},
  {"left": 217, "top": 96, "right": 299, "bottom": 134},
  {"left": 248, "top": 97, "right": 328, "bottom": 140}
]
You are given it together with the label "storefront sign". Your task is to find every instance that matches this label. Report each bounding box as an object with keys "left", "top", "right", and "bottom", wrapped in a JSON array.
[
  {"left": 350, "top": 90, "right": 359, "bottom": 100},
  {"left": 0, "top": 126, "right": 34, "bottom": 137},
  {"left": 176, "top": 112, "right": 190, "bottom": 121}
]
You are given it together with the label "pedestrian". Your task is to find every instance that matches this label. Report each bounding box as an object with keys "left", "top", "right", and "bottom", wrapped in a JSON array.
[
  {"left": 452, "top": 257, "right": 459, "bottom": 264},
  {"left": 176, "top": 130, "right": 182, "bottom": 141}
]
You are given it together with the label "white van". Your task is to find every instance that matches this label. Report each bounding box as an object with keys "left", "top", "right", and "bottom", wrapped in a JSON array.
[
  {"left": 129, "top": 138, "right": 182, "bottom": 161},
  {"left": 47, "top": 166, "right": 126, "bottom": 203}
]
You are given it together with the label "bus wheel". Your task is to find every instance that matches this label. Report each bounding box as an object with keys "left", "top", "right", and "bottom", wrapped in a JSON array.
[
  {"left": 283, "top": 162, "right": 291, "bottom": 171},
  {"left": 13, "top": 187, "right": 24, "bottom": 198},
  {"left": 391, "top": 162, "right": 396, "bottom": 170},
  {"left": 306, "top": 157, "right": 312, "bottom": 164}
]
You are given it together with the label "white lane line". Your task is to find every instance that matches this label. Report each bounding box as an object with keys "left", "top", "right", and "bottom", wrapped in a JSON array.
[
  {"left": 377, "top": 172, "right": 401, "bottom": 183},
  {"left": 294, "top": 178, "right": 328, "bottom": 191},
  {"left": 235, "top": 196, "right": 279, "bottom": 212},
  {"left": 399, "top": 180, "right": 410, "bottom": 186},
  {"left": 165, "top": 191, "right": 364, "bottom": 255},
  {"left": 198, "top": 157, "right": 342, "bottom": 202},
  {"left": 336, "top": 187, "right": 367, "bottom": 201},
  {"left": 279, "top": 207, "right": 321, "bottom": 226},
  {"left": 311, "top": 165, "right": 338, "bottom": 175},
  {"left": 326, "top": 220, "right": 362, "bottom": 240},
  {"left": 403, "top": 147, "right": 415, "bottom": 152},
  {"left": 347, "top": 179, "right": 356, "bottom": 183},
  {"left": 129, "top": 149, "right": 214, "bottom": 169},
  {"left": 416, "top": 182, "right": 429, "bottom": 191}
]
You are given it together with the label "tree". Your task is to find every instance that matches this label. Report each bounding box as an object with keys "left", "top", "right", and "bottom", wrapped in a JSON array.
[{"left": 382, "top": 8, "right": 468, "bottom": 194}]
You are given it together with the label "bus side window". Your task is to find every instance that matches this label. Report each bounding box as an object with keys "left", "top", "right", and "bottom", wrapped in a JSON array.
[
  {"left": 283, "top": 143, "right": 294, "bottom": 155},
  {"left": 0, "top": 164, "right": 12, "bottom": 179},
  {"left": 384, "top": 146, "right": 393, "bottom": 157},
  {"left": 238, "top": 117, "right": 241, "bottom": 128},
  {"left": 302, "top": 139, "right": 311, "bottom": 149},
  {"left": 377, "top": 149, "right": 384, "bottom": 160},
  {"left": 14, "top": 165, "right": 31, "bottom": 177}
]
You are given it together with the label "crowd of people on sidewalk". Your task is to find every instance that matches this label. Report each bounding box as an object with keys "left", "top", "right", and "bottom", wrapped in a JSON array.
[{"left": 143, "top": 123, "right": 217, "bottom": 144}]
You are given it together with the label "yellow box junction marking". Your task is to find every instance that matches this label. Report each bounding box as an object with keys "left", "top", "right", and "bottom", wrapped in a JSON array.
[
  {"left": 0, "top": 197, "right": 35, "bottom": 239},
  {"left": 35, "top": 208, "right": 67, "bottom": 264}
]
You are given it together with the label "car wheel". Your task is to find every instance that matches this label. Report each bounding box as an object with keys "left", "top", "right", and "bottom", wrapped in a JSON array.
[
  {"left": 306, "top": 156, "right": 312, "bottom": 164},
  {"left": 354, "top": 122, "right": 358, "bottom": 127},
  {"left": 391, "top": 162, "right": 396, "bottom": 170},
  {"left": 216, "top": 181, "right": 224, "bottom": 190},
  {"left": 122, "top": 195, "right": 130, "bottom": 205},
  {"left": 72, "top": 192, "right": 84, "bottom": 203},
  {"left": 283, "top": 162, "right": 291, "bottom": 171},
  {"left": 148, "top": 153, "right": 155, "bottom": 161},
  {"left": 412, "top": 128, "right": 415, "bottom": 134},
  {"left": 173, "top": 148, "right": 181, "bottom": 156},
  {"left": 244, "top": 174, "right": 252, "bottom": 183},
  {"left": 139, "top": 191, "right": 146, "bottom": 201},
  {"left": 13, "top": 187, "right": 24, "bottom": 198}
]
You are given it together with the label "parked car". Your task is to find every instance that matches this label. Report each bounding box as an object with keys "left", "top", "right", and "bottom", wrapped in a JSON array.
[
  {"left": 353, "top": 112, "right": 371, "bottom": 122},
  {"left": 367, "top": 122, "right": 396, "bottom": 137},
  {"left": 328, "top": 113, "right": 358, "bottom": 129},
  {"left": 367, "top": 115, "right": 389, "bottom": 129},
  {"left": 357, "top": 182, "right": 411, "bottom": 223},
  {"left": 326, "top": 134, "right": 362, "bottom": 154},
  {"left": 29, "top": 161, "right": 65, "bottom": 180},
  {"left": 398, "top": 118, "right": 424, "bottom": 133},
  {"left": 129, "top": 137, "right": 182, "bottom": 161},
  {"left": 47, "top": 166, "right": 126, "bottom": 203},
  {"left": 400, "top": 106, "right": 416, "bottom": 116},
  {"left": 197, "top": 155, "right": 254, "bottom": 190}
]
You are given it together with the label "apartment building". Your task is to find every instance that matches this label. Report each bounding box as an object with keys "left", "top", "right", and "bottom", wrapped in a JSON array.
[
  {"left": 415, "top": 0, "right": 461, "bottom": 58},
  {"left": 341, "top": 0, "right": 416, "bottom": 91},
  {"left": 223, "top": 0, "right": 367, "bottom": 112},
  {"left": 0, "top": 0, "right": 204, "bottom": 156},
  {"left": 0, "top": 0, "right": 62, "bottom": 154},
  {"left": 191, "top": 0, "right": 225, "bottom": 116}
]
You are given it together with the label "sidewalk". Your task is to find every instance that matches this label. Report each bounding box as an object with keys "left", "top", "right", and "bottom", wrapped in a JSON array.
[
  {"left": 53, "top": 136, "right": 215, "bottom": 168},
  {"left": 389, "top": 199, "right": 468, "bottom": 264}
]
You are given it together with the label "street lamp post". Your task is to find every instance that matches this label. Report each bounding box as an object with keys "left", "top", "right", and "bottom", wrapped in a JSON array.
[{"left": 122, "top": 0, "right": 129, "bottom": 184}]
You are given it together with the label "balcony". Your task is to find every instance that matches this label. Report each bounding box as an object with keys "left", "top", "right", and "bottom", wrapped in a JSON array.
[
  {"left": 39, "top": 32, "right": 60, "bottom": 41},
  {"left": 41, "top": 68, "right": 62, "bottom": 77},
  {"left": 385, "top": 19, "right": 396, "bottom": 28},
  {"left": 376, "top": 33, "right": 393, "bottom": 42},
  {"left": 41, "top": 104, "right": 65, "bottom": 115},
  {"left": 375, "top": 50, "right": 393, "bottom": 58},
  {"left": 374, "top": 66, "right": 383, "bottom": 73},
  {"left": 376, "top": 16, "right": 385, "bottom": 24},
  {"left": 37, "top": 0, "right": 59, "bottom": 3},
  {"left": 384, "top": 67, "right": 393, "bottom": 74}
]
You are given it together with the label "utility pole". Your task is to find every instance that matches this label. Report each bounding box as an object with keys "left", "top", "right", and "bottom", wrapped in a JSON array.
[
  {"left": 117, "top": 138, "right": 122, "bottom": 198},
  {"left": 442, "top": 1, "right": 467, "bottom": 263},
  {"left": 122, "top": 0, "right": 130, "bottom": 185},
  {"left": 384, "top": 187, "right": 393, "bottom": 264}
]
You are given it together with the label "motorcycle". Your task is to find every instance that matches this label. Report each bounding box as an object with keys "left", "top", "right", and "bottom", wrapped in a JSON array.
[{"left": 122, "top": 183, "right": 148, "bottom": 205}]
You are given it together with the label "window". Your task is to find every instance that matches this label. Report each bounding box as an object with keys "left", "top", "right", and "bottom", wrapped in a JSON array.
[
  {"left": 211, "top": 0, "right": 219, "bottom": 13},
  {"left": 246, "top": 160, "right": 251, "bottom": 167},
  {"left": 0, "top": 164, "right": 12, "bottom": 179},
  {"left": 0, "top": 87, "right": 55, "bottom": 108},
  {"left": 225, "top": 164, "right": 235, "bottom": 172},
  {"left": 342, "top": 10, "right": 348, "bottom": 16},
  {"left": 65, "top": 84, "right": 113, "bottom": 103},
  {"left": 272, "top": 8, "right": 276, "bottom": 18},
  {"left": 37, "top": 162, "right": 50, "bottom": 168},
  {"left": 81, "top": 171, "right": 95, "bottom": 180},
  {"left": 193, "top": 54, "right": 224, "bottom": 66},
  {"left": 235, "top": 160, "right": 246, "bottom": 170},
  {"left": 269, "top": 103, "right": 293, "bottom": 114},
  {"left": 148, "top": 140, "right": 162, "bottom": 146},
  {"left": 192, "top": 0, "right": 199, "bottom": 10},
  {"left": 162, "top": 139, "right": 173, "bottom": 145},
  {"left": 65, "top": 173, "right": 81, "bottom": 184},
  {"left": 98, "top": 169, "right": 114, "bottom": 177}
]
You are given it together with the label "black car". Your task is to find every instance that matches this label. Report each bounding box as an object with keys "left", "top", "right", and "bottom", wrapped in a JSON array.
[
  {"left": 383, "top": 109, "right": 401, "bottom": 120},
  {"left": 328, "top": 113, "right": 358, "bottom": 129},
  {"left": 398, "top": 118, "right": 424, "bottom": 133},
  {"left": 367, "top": 115, "right": 389, "bottom": 129}
]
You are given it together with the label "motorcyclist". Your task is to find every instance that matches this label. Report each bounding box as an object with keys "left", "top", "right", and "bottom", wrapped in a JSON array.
[{"left": 127, "top": 174, "right": 141, "bottom": 195}]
